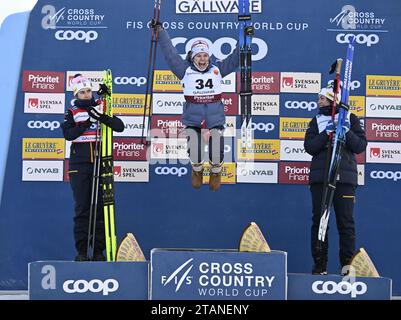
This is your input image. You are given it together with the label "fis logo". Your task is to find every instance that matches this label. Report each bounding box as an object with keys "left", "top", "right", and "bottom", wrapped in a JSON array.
[{"left": 161, "top": 258, "right": 194, "bottom": 292}]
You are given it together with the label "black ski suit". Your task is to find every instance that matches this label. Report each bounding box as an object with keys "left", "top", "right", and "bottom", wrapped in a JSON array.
[
  {"left": 61, "top": 99, "right": 124, "bottom": 255},
  {"left": 304, "top": 106, "right": 367, "bottom": 267}
]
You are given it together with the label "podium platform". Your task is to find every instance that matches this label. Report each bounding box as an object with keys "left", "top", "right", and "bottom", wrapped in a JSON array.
[
  {"left": 28, "top": 261, "right": 148, "bottom": 300},
  {"left": 150, "top": 248, "right": 287, "bottom": 300}
]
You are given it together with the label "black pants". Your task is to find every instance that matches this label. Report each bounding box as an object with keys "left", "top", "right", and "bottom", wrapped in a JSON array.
[
  {"left": 185, "top": 126, "right": 224, "bottom": 165},
  {"left": 69, "top": 163, "right": 105, "bottom": 254},
  {"left": 310, "top": 183, "right": 356, "bottom": 267}
]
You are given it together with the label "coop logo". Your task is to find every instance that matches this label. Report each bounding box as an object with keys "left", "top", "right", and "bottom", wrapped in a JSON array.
[
  {"left": 114, "top": 76, "right": 147, "bottom": 87},
  {"left": 172, "top": 37, "right": 267, "bottom": 61},
  {"left": 328, "top": 79, "right": 361, "bottom": 91},
  {"left": 176, "top": 0, "right": 262, "bottom": 14},
  {"left": 55, "top": 30, "right": 98, "bottom": 43},
  {"left": 285, "top": 101, "right": 317, "bottom": 112},
  {"left": 161, "top": 258, "right": 194, "bottom": 292},
  {"left": 336, "top": 33, "right": 379, "bottom": 47},
  {"left": 251, "top": 122, "right": 275, "bottom": 133},
  {"left": 41, "top": 5, "right": 105, "bottom": 43},
  {"left": 63, "top": 279, "right": 119, "bottom": 296},
  {"left": 155, "top": 167, "right": 188, "bottom": 177},
  {"left": 312, "top": 280, "right": 367, "bottom": 298},
  {"left": 370, "top": 170, "right": 401, "bottom": 181},
  {"left": 27, "top": 120, "right": 61, "bottom": 131}
]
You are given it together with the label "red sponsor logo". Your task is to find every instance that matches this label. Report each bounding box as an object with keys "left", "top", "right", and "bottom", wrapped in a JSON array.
[
  {"left": 279, "top": 162, "right": 310, "bottom": 184},
  {"left": 114, "top": 166, "right": 122, "bottom": 176},
  {"left": 64, "top": 160, "right": 69, "bottom": 182},
  {"left": 370, "top": 147, "right": 381, "bottom": 158},
  {"left": 113, "top": 138, "right": 148, "bottom": 161},
  {"left": 22, "top": 70, "right": 65, "bottom": 93},
  {"left": 151, "top": 116, "right": 185, "bottom": 138},
  {"left": 222, "top": 93, "right": 238, "bottom": 115},
  {"left": 366, "top": 119, "right": 401, "bottom": 141},
  {"left": 153, "top": 142, "right": 164, "bottom": 154},
  {"left": 28, "top": 98, "right": 39, "bottom": 108},
  {"left": 282, "top": 77, "right": 294, "bottom": 88},
  {"left": 236, "top": 72, "right": 280, "bottom": 94}
]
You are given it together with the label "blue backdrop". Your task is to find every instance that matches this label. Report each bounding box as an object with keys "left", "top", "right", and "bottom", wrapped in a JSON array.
[{"left": 0, "top": 0, "right": 400, "bottom": 295}]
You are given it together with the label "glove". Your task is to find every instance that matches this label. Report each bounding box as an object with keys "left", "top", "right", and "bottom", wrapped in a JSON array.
[
  {"left": 87, "top": 104, "right": 103, "bottom": 123},
  {"left": 97, "top": 83, "right": 111, "bottom": 97},
  {"left": 325, "top": 119, "right": 335, "bottom": 135},
  {"left": 245, "top": 25, "right": 254, "bottom": 36},
  {"left": 150, "top": 18, "right": 163, "bottom": 31},
  {"left": 342, "top": 117, "right": 351, "bottom": 134}
]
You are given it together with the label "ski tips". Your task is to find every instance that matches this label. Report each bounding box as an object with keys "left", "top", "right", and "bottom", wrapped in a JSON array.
[
  {"left": 329, "top": 58, "right": 343, "bottom": 74},
  {"left": 239, "top": 222, "right": 271, "bottom": 253},
  {"left": 116, "top": 233, "right": 147, "bottom": 262},
  {"left": 348, "top": 247, "right": 380, "bottom": 278}
]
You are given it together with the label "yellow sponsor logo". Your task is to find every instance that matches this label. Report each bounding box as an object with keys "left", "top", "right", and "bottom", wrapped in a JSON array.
[
  {"left": 153, "top": 70, "right": 182, "bottom": 92},
  {"left": 366, "top": 75, "right": 401, "bottom": 97},
  {"left": 22, "top": 138, "right": 65, "bottom": 159},
  {"left": 237, "top": 139, "right": 280, "bottom": 161},
  {"left": 280, "top": 117, "right": 311, "bottom": 139},
  {"left": 203, "top": 162, "right": 236, "bottom": 184},
  {"left": 113, "top": 94, "right": 151, "bottom": 115},
  {"left": 348, "top": 96, "right": 365, "bottom": 117}
]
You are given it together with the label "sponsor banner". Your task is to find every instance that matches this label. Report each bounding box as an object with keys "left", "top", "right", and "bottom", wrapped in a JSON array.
[
  {"left": 24, "top": 93, "right": 65, "bottom": 114},
  {"left": 280, "top": 140, "right": 312, "bottom": 161},
  {"left": 29, "top": 261, "right": 148, "bottom": 300},
  {"left": 113, "top": 161, "right": 149, "bottom": 182},
  {"left": 279, "top": 162, "right": 310, "bottom": 185},
  {"left": 150, "top": 249, "right": 287, "bottom": 300},
  {"left": 222, "top": 93, "right": 238, "bottom": 115},
  {"left": 204, "top": 138, "right": 234, "bottom": 163},
  {"left": 64, "top": 160, "right": 69, "bottom": 182},
  {"left": 112, "top": 94, "right": 151, "bottom": 116},
  {"left": 151, "top": 138, "right": 188, "bottom": 159},
  {"left": 237, "top": 72, "right": 280, "bottom": 94},
  {"left": 282, "top": 97, "right": 318, "bottom": 115},
  {"left": 368, "top": 165, "right": 401, "bottom": 183},
  {"left": 328, "top": 79, "right": 362, "bottom": 93},
  {"left": 239, "top": 116, "right": 279, "bottom": 139},
  {"left": 366, "top": 75, "right": 401, "bottom": 97},
  {"left": 114, "top": 116, "right": 149, "bottom": 137},
  {"left": 236, "top": 162, "right": 278, "bottom": 183},
  {"left": 288, "top": 274, "right": 392, "bottom": 300},
  {"left": 366, "top": 142, "right": 401, "bottom": 164},
  {"left": 22, "top": 70, "right": 65, "bottom": 93},
  {"left": 237, "top": 139, "right": 280, "bottom": 161},
  {"left": 175, "top": 0, "right": 262, "bottom": 14},
  {"left": 224, "top": 116, "right": 236, "bottom": 137},
  {"left": 114, "top": 76, "right": 147, "bottom": 87},
  {"left": 22, "top": 138, "right": 65, "bottom": 160},
  {"left": 348, "top": 96, "right": 365, "bottom": 117},
  {"left": 66, "top": 71, "right": 105, "bottom": 92},
  {"left": 151, "top": 116, "right": 185, "bottom": 138},
  {"left": 152, "top": 165, "right": 190, "bottom": 178},
  {"left": 22, "top": 161, "right": 63, "bottom": 181},
  {"left": 249, "top": 95, "right": 280, "bottom": 116},
  {"left": 280, "top": 73, "right": 321, "bottom": 93},
  {"left": 357, "top": 165, "right": 365, "bottom": 186},
  {"left": 280, "top": 117, "right": 311, "bottom": 139},
  {"left": 365, "top": 97, "right": 401, "bottom": 118},
  {"left": 152, "top": 93, "right": 185, "bottom": 114},
  {"left": 366, "top": 119, "right": 401, "bottom": 142},
  {"left": 26, "top": 120, "right": 62, "bottom": 133},
  {"left": 221, "top": 72, "right": 236, "bottom": 93},
  {"left": 113, "top": 138, "right": 148, "bottom": 161},
  {"left": 203, "top": 162, "right": 236, "bottom": 184},
  {"left": 153, "top": 70, "right": 182, "bottom": 92}
]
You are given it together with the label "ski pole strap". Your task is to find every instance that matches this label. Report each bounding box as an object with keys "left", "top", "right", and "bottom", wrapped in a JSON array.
[{"left": 339, "top": 102, "right": 350, "bottom": 111}]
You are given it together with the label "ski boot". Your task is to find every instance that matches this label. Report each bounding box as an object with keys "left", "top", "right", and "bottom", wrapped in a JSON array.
[
  {"left": 209, "top": 162, "right": 222, "bottom": 191},
  {"left": 191, "top": 163, "right": 204, "bottom": 189}
]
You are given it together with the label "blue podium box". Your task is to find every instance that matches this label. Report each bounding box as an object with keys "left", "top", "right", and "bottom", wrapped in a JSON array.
[
  {"left": 28, "top": 261, "right": 149, "bottom": 300},
  {"left": 150, "top": 248, "right": 287, "bottom": 300},
  {"left": 288, "top": 273, "right": 392, "bottom": 300}
]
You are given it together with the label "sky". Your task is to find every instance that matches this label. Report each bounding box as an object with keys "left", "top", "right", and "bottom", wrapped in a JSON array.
[{"left": 0, "top": 0, "right": 38, "bottom": 28}]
